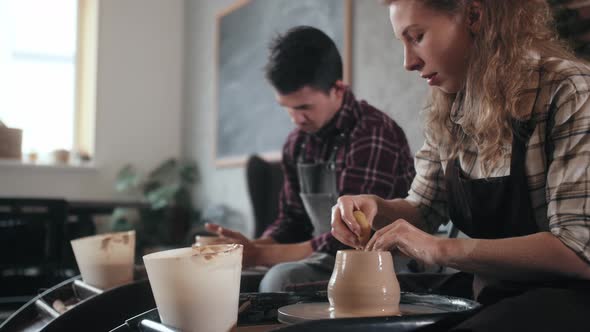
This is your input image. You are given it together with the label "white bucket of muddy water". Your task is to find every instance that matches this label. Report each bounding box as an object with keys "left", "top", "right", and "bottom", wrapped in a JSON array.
[
  {"left": 143, "top": 244, "right": 243, "bottom": 332},
  {"left": 70, "top": 230, "right": 135, "bottom": 290}
]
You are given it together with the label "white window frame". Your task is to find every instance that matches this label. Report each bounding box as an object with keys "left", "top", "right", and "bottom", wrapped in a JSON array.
[
  {"left": 75, "top": 0, "right": 98, "bottom": 159},
  {"left": 0, "top": 0, "right": 98, "bottom": 166}
]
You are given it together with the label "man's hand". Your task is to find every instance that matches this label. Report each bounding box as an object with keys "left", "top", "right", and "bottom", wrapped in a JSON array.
[
  {"left": 205, "top": 224, "right": 315, "bottom": 267},
  {"left": 204, "top": 223, "right": 260, "bottom": 267}
]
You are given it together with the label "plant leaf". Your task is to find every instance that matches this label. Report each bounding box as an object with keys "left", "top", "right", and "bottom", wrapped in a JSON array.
[
  {"left": 146, "top": 183, "right": 181, "bottom": 209},
  {"left": 148, "top": 158, "right": 177, "bottom": 180},
  {"left": 180, "top": 162, "right": 198, "bottom": 184},
  {"left": 115, "top": 164, "right": 141, "bottom": 192}
]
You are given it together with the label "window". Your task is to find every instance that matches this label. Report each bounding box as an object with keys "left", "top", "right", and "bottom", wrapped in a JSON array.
[{"left": 0, "top": 0, "right": 96, "bottom": 163}]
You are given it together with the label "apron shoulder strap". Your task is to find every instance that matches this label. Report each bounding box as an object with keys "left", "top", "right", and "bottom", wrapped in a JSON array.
[
  {"left": 297, "top": 135, "right": 311, "bottom": 164},
  {"left": 327, "top": 133, "right": 347, "bottom": 166}
]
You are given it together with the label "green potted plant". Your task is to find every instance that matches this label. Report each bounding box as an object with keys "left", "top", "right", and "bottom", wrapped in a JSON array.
[{"left": 113, "top": 158, "right": 201, "bottom": 248}]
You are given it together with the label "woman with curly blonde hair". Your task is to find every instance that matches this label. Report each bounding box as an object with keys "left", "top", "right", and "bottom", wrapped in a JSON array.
[{"left": 332, "top": 0, "right": 590, "bottom": 330}]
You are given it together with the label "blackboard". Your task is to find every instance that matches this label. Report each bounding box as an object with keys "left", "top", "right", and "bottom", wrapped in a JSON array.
[{"left": 215, "top": 0, "right": 351, "bottom": 166}]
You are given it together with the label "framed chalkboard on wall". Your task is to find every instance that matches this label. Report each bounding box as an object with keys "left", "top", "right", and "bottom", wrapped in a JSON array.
[{"left": 215, "top": 0, "right": 352, "bottom": 167}]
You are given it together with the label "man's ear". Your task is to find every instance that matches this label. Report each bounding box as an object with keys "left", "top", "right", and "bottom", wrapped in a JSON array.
[
  {"left": 467, "top": 1, "right": 483, "bottom": 35},
  {"left": 332, "top": 80, "right": 346, "bottom": 98}
]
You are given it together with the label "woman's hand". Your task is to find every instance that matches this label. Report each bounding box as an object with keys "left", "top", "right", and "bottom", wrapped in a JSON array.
[
  {"left": 331, "top": 195, "right": 379, "bottom": 249},
  {"left": 366, "top": 219, "right": 443, "bottom": 266}
]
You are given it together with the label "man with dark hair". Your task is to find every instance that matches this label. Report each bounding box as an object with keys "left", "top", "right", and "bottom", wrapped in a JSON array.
[
  {"left": 265, "top": 25, "right": 343, "bottom": 96},
  {"left": 206, "top": 26, "right": 415, "bottom": 292}
]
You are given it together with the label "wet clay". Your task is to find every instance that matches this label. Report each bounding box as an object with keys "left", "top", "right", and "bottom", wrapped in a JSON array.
[
  {"left": 328, "top": 250, "right": 400, "bottom": 317},
  {"left": 100, "top": 232, "right": 131, "bottom": 250},
  {"left": 191, "top": 243, "right": 242, "bottom": 261}
]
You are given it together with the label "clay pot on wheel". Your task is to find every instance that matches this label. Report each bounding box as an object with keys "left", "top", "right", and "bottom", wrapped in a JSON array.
[{"left": 328, "top": 250, "right": 400, "bottom": 317}]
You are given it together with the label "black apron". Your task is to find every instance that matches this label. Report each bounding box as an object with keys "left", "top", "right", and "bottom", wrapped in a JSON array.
[
  {"left": 445, "top": 120, "right": 539, "bottom": 302},
  {"left": 441, "top": 120, "right": 590, "bottom": 331}
]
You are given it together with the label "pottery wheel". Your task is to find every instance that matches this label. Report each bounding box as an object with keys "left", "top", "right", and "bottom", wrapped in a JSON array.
[{"left": 277, "top": 292, "right": 479, "bottom": 325}]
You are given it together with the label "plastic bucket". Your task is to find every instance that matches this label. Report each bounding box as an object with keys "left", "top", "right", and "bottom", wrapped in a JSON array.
[
  {"left": 70, "top": 230, "right": 135, "bottom": 290},
  {"left": 143, "top": 244, "right": 243, "bottom": 332}
]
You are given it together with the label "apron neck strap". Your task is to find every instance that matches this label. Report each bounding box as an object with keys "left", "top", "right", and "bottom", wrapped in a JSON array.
[{"left": 298, "top": 132, "right": 347, "bottom": 165}]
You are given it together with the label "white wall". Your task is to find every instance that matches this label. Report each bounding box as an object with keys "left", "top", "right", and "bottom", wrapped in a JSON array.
[
  {"left": 183, "top": 1, "right": 428, "bottom": 236},
  {"left": 0, "top": 0, "right": 428, "bottom": 236},
  {"left": 352, "top": 2, "right": 428, "bottom": 152},
  {"left": 0, "top": 0, "right": 185, "bottom": 201}
]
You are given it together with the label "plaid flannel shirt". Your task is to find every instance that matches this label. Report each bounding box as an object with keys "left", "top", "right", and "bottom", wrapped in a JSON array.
[
  {"left": 407, "top": 57, "right": 590, "bottom": 264},
  {"left": 263, "top": 88, "right": 416, "bottom": 255}
]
